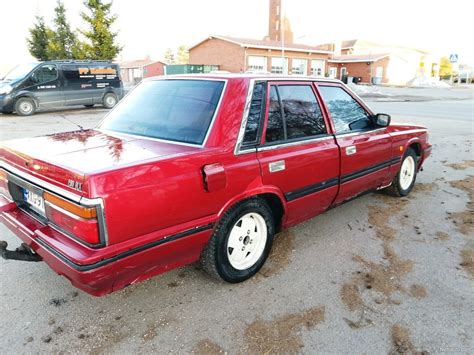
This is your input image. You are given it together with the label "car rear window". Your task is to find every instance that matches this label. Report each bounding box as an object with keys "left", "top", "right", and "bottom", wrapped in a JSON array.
[{"left": 100, "top": 79, "right": 225, "bottom": 145}]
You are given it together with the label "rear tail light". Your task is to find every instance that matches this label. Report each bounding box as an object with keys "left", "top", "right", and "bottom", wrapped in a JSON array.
[
  {"left": 0, "top": 170, "right": 13, "bottom": 200},
  {"left": 44, "top": 192, "right": 101, "bottom": 245}
]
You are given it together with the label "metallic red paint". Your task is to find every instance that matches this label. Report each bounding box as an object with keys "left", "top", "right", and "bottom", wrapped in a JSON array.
[{"left": 0, "top": 75, "right": 431, "bottom": 296}]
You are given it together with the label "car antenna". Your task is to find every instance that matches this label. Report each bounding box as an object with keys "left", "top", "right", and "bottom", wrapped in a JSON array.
[{"left": 59, "top": 114, "right": 84, "bottom": 131}]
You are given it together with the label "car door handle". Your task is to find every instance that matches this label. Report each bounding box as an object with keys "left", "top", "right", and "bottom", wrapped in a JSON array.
[
  {"left": 346, "top": 146, "right": 357, "bottom": 155},
  {"left": 269, "top": 160, "right": 285, "bottom": 173}
]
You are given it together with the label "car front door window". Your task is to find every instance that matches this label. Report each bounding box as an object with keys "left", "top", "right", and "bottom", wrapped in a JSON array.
[
  {"left": 33, "top": 65, "right": 58, "bottom": 84},
  {"left": 318, "top": 86, "right": 374, "bottom": 134}
]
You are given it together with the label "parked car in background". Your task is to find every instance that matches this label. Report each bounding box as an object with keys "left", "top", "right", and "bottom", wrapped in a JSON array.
[
  {"left": 0, "top": 60, "right": 123, "bottom": 116},
  {"left": 0, "top": 74, "right": 432, "bottom": 296}
]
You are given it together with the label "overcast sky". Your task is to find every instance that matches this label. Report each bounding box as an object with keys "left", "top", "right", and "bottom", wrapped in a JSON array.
[{"left": 0, "top": 0, "right": 472, "bottom": 75}]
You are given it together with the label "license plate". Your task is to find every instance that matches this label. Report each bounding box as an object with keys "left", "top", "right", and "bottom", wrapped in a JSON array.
[{"left": 23, "top": 189, "right": 45, "bottom": 215}]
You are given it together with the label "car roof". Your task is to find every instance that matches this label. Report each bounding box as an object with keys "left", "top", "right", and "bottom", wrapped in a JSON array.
[{"left": 145, "top": 73, "right": 342, "bottom": 84}]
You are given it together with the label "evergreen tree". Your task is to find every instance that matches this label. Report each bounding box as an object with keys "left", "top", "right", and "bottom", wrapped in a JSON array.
[
  {"left": 27, "top": 15, "right": 53, "bottom": 60},
  {"left": 164, "top": 48, "right": 176, "bottom": 64},
  {"left": 176, "top": 45, "right": 189, "bottom": 64},
  {"left": 48, "top": 0, "right": 78, "bottom": 59},
  {"left": 80, "top": 0, "right": 121, "bottom": 60}
]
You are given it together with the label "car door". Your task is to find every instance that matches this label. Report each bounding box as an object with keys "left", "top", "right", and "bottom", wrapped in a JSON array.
[
  {"left": 30, "top": 64, "right": 64, "bottom": 108},
  {"left": 61, "top": 64, "right": 93, "bottom": 106},
  {"left": 317, "top": 84, "right": 392, "bottom": 204},
  {"left": 256, "top": 81, "right": 340, "bottom": 226}
]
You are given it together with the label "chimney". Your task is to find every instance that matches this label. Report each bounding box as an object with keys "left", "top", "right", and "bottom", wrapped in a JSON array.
[{"left": 268, "top": 0, "right": 281, "bottom": 41}]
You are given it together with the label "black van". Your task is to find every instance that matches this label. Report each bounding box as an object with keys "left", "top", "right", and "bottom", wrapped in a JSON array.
[{"left": 0, "top": 60, "right": 123, "bottom": 116}]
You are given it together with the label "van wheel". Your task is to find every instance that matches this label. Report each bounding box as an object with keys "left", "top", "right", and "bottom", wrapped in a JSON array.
[
  {"left": 201, "top": 198, "right": 275, "bottom": 283},
  {"left": 84, "top": 104, "right": 94, "bottom": 108},
  {"left": 15, "top": 98, "right": 35, "bottom": 116},
  {"left": 384, "top": 148, "right": 418, "bottom": 197},
  {"left": 103, "top": 93, "right": 118, "bottom": 109}
]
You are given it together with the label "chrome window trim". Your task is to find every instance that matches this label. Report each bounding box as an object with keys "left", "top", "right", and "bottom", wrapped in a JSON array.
[
  {"left": 235, "top": 78, "right": 339, "bottom": 155},
  {"left": 0, "top": 161, "right": 109, "bottom": 246},
  {"left": 97, "top": 78, "right": 228, "bottom": 148},
  {"left": 257, "top": 135, "right": 334, "bottom": 152}
]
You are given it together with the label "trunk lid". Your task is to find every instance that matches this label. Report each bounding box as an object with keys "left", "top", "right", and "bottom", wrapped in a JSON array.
[{"left": 1, "top": 129, "right": 200, "bottom": 196}]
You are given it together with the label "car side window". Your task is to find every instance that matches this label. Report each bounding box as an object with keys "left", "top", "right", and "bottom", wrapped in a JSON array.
[
  {"left": 242, "top": 82, "right": 266, "bottom": 146},
  {"left": 266, "top": 86, "right": 285, "bottom": 143},
  {"left": 33, "top": 65, "right": 58, "bottom": 84},
  {"left": 265, "top": 84, "right": 326, "bottom": 143},
  {"left": 318, "top": 86, "right": 374, "bottom": 134}
]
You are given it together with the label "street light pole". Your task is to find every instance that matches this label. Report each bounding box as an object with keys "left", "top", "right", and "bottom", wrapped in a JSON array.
[{"left": 281, "top": 0, "right": 285, "bottom": 74}]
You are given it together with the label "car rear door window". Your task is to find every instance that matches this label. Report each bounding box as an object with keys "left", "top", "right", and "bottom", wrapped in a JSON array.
[
  {"left": 265, "top": 84, "right": 326, "bottom": 143},
  {"left": 318, "top": 86, "right": 374, "bottom": 134},
  {"left": 242, "top": 82, "right": 266, "bottom": 146}
]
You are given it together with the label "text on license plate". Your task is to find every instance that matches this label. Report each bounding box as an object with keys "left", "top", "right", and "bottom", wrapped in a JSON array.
[{"left": 23, "top": 189, "right": 45, "bottom": 215}]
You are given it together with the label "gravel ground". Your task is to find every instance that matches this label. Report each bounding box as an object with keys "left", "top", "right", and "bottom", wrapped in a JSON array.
[{"left": 0, "top": 87, "right": 473, "bottom": 354}]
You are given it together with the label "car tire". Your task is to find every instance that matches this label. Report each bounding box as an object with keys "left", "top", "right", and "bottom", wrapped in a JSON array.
[
  {"left": 84, "top": 104, "right": 94, "bottom": 108},
  {"left": 385, "top": 148, "right": 418, "bottom": 197},
  {"left": 102, "top": 93, "right": 118, "bottom": 109},
  {"left": 14, "top": 98, "right": 36, "bottom": 116},
  {"left": 201, "top": 198, "right": 275, "bottom": 283}
]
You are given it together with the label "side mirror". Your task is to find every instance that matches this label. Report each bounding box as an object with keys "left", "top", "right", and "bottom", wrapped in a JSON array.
[{"left": 374, "top": 113, "right": 391, "bottom": 127}]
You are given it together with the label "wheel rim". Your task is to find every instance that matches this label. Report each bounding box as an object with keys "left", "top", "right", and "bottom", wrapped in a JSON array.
[
  {"left": 20, "top": 101, "right": 33, "bottom": 114},
  {"left": 399, "top": 155, "right": 415, "bottom": 190},
  {"left": 106, "top": 95, "right": 116, "bottom": 107},
  {"left": 227, "top": 212, "right": 267, "bottom": 270}
]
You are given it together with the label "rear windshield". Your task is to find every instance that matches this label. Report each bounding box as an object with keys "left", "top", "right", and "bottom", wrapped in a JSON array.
[{"left": 100, "top": 79, "right": 225, "bottom": 145}]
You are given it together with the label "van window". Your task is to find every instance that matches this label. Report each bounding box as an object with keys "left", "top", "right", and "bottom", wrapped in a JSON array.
[
  {"left": 33, "top": 65, "right": 58, "bottom": 84},
  {"left": 3, "top": 63, "right": 38, "bottom": 81},
  {"left": 62, "top": 65, "right": 82, "bottom": 81},
  {"left": 100, "top": 80, "right": 225, "bottom": 145}
]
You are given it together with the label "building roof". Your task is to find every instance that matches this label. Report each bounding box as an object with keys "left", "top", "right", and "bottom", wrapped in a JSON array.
[
  {"left": 328, "top": 53, "right": 390, "bottom": 63},
  {"left": 119, "top": 59, "right": 165, "bottom": 69},
  {"left": 189, "top": 35, "right": 332, "bottom": 54}
]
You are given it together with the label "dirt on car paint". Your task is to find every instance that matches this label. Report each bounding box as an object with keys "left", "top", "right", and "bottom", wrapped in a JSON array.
[
  {"left": 192, "top": 339, "right": 226, "bottom": 354},
  {"left": 244, "top": 307, "right": 324, "bottom": 353},
  {"left": 257, "top": 230, "right": 295, "bottom": 278},
  {"left": 445, "top": 160, "right": 474, "bottom": 170}
]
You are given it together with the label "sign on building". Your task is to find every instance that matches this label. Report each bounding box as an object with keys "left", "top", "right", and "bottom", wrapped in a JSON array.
[{"left": 449, "top": 54, "right": 459, "bottom": 63}]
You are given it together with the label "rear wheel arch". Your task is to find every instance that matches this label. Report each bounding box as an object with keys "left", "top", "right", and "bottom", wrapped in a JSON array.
[{"left": 217, "top": 190, "right": 286, "bottom": 231}]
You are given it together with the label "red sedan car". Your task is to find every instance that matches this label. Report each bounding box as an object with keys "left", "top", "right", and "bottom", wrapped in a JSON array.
[{"left": 0, "top": 75, "right": 431, "bottom": 296}]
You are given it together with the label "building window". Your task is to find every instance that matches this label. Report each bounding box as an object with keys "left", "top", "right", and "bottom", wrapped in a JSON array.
[
  {"left": 271, "top": 57, "right": 288, "bottom": 74},
  {"left": 291, "top": 58, "right": 307, "bottom": 75},
  {"left": 247, "top": 56, "right": 267, "bottom": 72},
  {"left": 311, "top": 59, "right": 325, "bottom": 77}
]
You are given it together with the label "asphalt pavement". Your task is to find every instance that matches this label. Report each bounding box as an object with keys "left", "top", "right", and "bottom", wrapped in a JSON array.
[{"left": 0, "top": 86, "right": 473, "bottom": 354}]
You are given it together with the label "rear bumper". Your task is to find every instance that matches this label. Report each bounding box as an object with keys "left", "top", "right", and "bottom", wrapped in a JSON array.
[{"left": 1, "top": 198, "right": 213, "bottom": 296}]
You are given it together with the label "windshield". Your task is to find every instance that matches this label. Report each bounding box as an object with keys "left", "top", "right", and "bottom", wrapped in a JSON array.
[
  {"left": 100, "top": 79, "right": 225, "bottom": 145},
  {"left": 3, "top": 63, "right": 39, "bottom": 81}
]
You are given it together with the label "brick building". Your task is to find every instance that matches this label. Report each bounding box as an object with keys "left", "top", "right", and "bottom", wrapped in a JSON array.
[
  {"left": 119, "top": 57, "right": 166, "bottom": 85},
  {"left": 325, "top": 40, "right": 440, "bottom": 85},
  {"left": 189, "top": 0, "right": 331, "bottom": 76}
]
